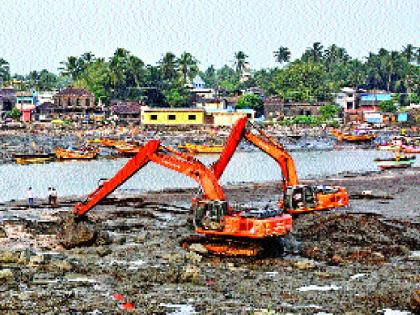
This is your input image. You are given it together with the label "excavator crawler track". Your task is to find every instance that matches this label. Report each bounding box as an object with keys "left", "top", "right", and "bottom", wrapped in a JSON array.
[{"left": 181, "top": 235, "right": 284, "bottom": 258}]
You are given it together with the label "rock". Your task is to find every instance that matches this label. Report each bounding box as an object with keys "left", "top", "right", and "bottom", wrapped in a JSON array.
[
  {"left": 186, "top": 251, "right": 202, "bottom": 264},
  {"left": 181, "top": 264, "right": 200, "bottom": 284},
  {"left": 95, "top": 231, "right": 112, "bottom": 246},
  {"left": 48, "top": 260, "right": 73, "bottom": 272},
  {"left": 371, "top": 251, "right": 385, "bottom": 261},
  {"left": 58, "top": 215, "right": 97, "bottom": 249},
  {"left": 96, "top": 247, "right": 112, "bottom": 257},
  {"left": 293, "top": 260, "right": 315, "bottom": 270},
  {"left": 189, "top": 243, "right": 208, "bottom": 254},
  {"left": 0, "top": 269, "right": 14, "bottom": 283},
  {"left": 29, "top": 254, "right": 45, "bottom": 266},
  {"left": 408, "top": 289, "right": 420, "bottom": 313},
  {"left": 0, "top": 227, "right": 7, "bottom": 238},
  {"left": 331, "top": 255, "right": 344, "bottom": 265},
  {"left": 0, "top": 251, "right": 20, "bottom": 264}
]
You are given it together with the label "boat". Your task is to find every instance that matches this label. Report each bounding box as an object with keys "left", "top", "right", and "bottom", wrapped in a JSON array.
[
  {"left": 55, "top": 148, "right": 98, "bottom": 160},
  {"left": 341, "top": 133, "right": 376, "bottom": 142},
  {"left": 86, "top": 138, "right": 101, "bottom": 144},
  {"left": 402, "top": 145, "right": 420, "bottom": 154},
  {"left": 178, "top": 143, "right": 225, "bottom": 154},
  {"left": 376, "top": 144, "right": 401, "bottom": 151},
  {"left": 374, "top": 155, "right": 415, "bottom": 170},
  {"left": 14, "top": 153, "right": 54, "bottom": 165},
  {"left": 115, "top": 143, "right": 142, "bottom": 155},
  {"left": 99, "top": 138, "right": 124, "bottom": 148}
]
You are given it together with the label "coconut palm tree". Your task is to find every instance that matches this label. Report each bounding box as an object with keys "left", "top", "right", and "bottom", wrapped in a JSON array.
[
  {"left": 233, "top": 51, "right": 249, "bottom": 75},
  {"left": 177, "top": 52, "right": 198, "bottom": 83},
  {"left": 0, "top": 58, "right": 10, "bottom": 84},
  {"left": 159, "top": 52, "right": 178, "bottom": 82},
  {"left": 273, "top": 46, "right": 291, "bottom": 65},
  {"left": 59, "top": 56, "right": 83, "bottom": 80},
  {"left": 402, "top": 44, "right": 415, "bottom": 63}
]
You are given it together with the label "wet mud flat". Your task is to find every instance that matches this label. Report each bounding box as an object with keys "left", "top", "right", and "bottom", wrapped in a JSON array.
[{"left": 0, "top": 169, "right": 419, "bottom": 314}]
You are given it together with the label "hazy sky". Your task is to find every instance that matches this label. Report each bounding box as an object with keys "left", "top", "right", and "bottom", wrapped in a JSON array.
[{"left": 0, "top": 0, "right": 418, "bottom": 74}]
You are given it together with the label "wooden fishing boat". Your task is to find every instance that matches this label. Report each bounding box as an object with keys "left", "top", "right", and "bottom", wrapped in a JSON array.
[
  {"left": 99, "top": 138, "right": 124, "bottom": 148},
  {"left": 376, "top": 144, "right": 401, "bottom": 151},
  {"left": 178, "top": 143, "right": 225, "bottom": 154},
  {"left": 341, "top": 133, "right": 376, "bottom": 142},
  {"left": 402, "top": 145, "right": 420, "bottom": 154},
  {"left": 86, "top": 138, "right": 101, "bottom": 144},
  {"left": 374, "top": 155, "right": 415, "bottom": 170},
  {"left": 14, "top": 153, "right": 54, "bottom": 165},
  {"left": 115, "top": 143, "right": 142, "bottom": 155},
  {"left": 55, "top": 148, "right": 98, "bottom": 160}
]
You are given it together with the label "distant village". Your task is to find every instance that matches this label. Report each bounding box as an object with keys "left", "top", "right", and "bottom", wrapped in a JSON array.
[
  {"left": 0, "top": 43, "right": 419, "bottom": 128},
  {"left": 0, "top": 79, "right": 419, "bottom": 128}
]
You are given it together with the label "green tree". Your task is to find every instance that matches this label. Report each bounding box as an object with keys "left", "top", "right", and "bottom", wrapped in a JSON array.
[
  {"left": 59, "top": 56, "right": 83, "bottom": 80},
  {"left": 0, "top": 58, "right": 10, "bottom": 84},
  {"left": 301, "top": 42, "right": 324, "bottom": 63},
  {"left": 236, "top": 93, "right": 263, "bottom": 115},
  {"left": 38, "top": 69, "right": 58, "bottom": 90},
  {"left": 379, "top": 100, "right": 397, "bottom": 112},
  {"left": 275, "top": 61, "right": 332, "bottom": 102},
  {"left": 159, "top": 52, "right": 178, "bottom": 82},
  {"left": 8, "top": 107, "right": 21, "bottom": 120},
  {"left": 201, "top": 65, "right": 217, "bottom": 88},
  {"left": 319, "top": 104, "right": 340, "bottom": 120},
  {"left": 273, "top": 46, "right": 291, "bottom": 66},
  {"left": 74, "top": 59, "right": 111, "bottom": 103},
  {"left": 177, "top": 52, "right": 198, "bottom": 83},
  {"left": 233, "top": 51, "right": 248, "bottom": 74},
  {"left": 163, "top": 84, "right": 190, "bottom": 107},
  {"left": 402, "top": 44, "right": 415, "bottom": 63}
]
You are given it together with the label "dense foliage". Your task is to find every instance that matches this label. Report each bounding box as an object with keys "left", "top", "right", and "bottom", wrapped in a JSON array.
[{"left": 0, "top": 43, "right": 419, "bottom": 109}]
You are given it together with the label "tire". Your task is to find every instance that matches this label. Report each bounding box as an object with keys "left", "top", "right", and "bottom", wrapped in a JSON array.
[{"left": 261, "top": 237, "right": 285, "bottom": 258}]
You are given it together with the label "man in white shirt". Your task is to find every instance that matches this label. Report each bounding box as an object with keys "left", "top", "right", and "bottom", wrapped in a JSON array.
[{"left": 27, "top": 187, "right": 34, "bottom": 208}]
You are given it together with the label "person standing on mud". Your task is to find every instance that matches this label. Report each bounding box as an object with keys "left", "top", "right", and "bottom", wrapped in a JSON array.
[
  {"left": 51, "top": 188, "right": 58, "bottom": 208},
  {"left": 47, "top": 187, "right": 52, "bottom": 206},
  {"left": 27, "top": 187, "right": 34, "bottom": 208}
]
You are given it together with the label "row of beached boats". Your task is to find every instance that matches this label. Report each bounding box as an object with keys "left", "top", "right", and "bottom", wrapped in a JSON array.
[{"left": 13, "top": 138, "right": 225, "bottom": 165}]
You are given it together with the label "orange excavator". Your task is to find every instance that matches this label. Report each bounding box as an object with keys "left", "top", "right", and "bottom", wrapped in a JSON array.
[
  {"left": 209, "top": 117, "right": 349, "bottom": 214},
  {"left": 72, "top": 140, "right": 292, "bottom": 256}
]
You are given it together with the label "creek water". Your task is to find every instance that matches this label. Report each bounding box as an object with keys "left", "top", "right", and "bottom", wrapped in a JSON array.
[{"left": 0, "top": 149, "right": 418, "bottom": 202}]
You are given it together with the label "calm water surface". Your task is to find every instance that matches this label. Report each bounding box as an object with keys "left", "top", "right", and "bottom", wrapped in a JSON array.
[{"left": 0, "top": 150, "right": 417, "bottom": 202}]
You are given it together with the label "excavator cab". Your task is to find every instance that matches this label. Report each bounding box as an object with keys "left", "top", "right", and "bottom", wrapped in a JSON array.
[
  {"left": 194, "top": 200, "right": 229, "bottom": 231},
  {"left": 284, "top": 185, "right": 316, "bottom": 211}
]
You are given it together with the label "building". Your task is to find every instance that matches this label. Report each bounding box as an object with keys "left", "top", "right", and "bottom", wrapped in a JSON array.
[
  {"left": 110, "top": 100, "right": 143, "bottom": 122},
  {"left": 53, "top": 87, "right": 96, "bottom": 117},
  {"left": 264, "top": 98, "right": 326, "bottom": 120},
  {"left": 204, "top": 108, "right": 255, "bottom": 126},
  {"left": 335, "top": 87, "right": 359, "bottom": 110},
  {"left": 37, "top": 91, "right": 57, "bottom": 106},
  {"left": 15, "top": 90, "right": 38, "bottom": 122},
  {"left": 192, "top": 75, "right": 205, "bottom": 89},
  {"left": 0, "top": 88, "right": 16, "bottom": 119},
  {"left": 344, "top": 92, "right": 392, "bottom": 123},
  {"left": 141, "top": 108, "right": 205, "bottom": 125},
  {"left": 196, "top": 97, "right": 225, "bottom": 111}
]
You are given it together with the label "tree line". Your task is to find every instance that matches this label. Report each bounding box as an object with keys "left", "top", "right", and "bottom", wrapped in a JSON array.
[{"left": 0, "top": 42, "right": 419, "bottom": 107}]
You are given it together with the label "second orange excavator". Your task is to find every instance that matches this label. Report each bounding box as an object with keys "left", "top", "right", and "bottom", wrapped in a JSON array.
[
  {"left": 210, "top": 117, "right": 349, "bottom": 214},
  {"left": 71, "top": 140, "right": 292, "bottom": 257}
]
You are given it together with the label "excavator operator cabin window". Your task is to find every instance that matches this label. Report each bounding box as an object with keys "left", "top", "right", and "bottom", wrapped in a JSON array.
[
  {"left": 188, "top": 114, "right": 196, "bottom": 121},
  {"left": 168, "top": 114, "right": 176, "bottom": 120},
  {"left": 150, "top": 114, "right": 158, "bottom": 121}
]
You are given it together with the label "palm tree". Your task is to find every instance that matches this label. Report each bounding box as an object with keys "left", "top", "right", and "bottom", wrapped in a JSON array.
[
  {"left": 233, "top": 51, "right": 249, "bottom": 74},
  {"left": 59, "top": 56, "right": 82, "bottom": 80},
  {"left": 177, "top": 52, "right": 198, "bottom": 83},
  {"left": 402, "top": 44, "right": 415, "bottom": 62},
  {"left": 0, "top": 58, "right": 10, "bottom": 84},
  {"left": 159, "top": 52, "right": 178, "bottom": 82},
  {"left": 127, "top": 55, "right": 145, "bottom": 87},
  {"left": 310, "top": 42, "right": 324, "bottom": 62},
  {"left": 109, "top": 48, "right": 130, "bottom": 89},
  {"left": 273, "top": 46, "right": 290, "bottom": 65}
]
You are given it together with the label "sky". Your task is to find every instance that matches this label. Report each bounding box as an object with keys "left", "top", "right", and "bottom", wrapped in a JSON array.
[{"left": 0, "top": 0, "right": 418, "bottom": 74}]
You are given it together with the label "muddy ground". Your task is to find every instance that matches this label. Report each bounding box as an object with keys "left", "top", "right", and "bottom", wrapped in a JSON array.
[{"left": 0, "top": 169, "right": 419, "bottom": 314}]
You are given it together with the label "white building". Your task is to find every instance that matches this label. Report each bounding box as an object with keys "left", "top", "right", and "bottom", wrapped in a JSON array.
[{"left": 335, "top": 87, "right": 357, "bottom": 110}]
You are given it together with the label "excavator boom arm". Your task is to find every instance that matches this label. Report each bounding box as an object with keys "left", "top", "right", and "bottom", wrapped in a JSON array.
[{"left": 74, "top": 140, "right": 225, "bottom": 218}]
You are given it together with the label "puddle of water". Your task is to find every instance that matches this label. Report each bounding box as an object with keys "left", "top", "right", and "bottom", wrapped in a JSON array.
[
  {"left": 297, "top": 285, "right": 341, "bottom": 292},
  {"left": 159, "top": 303, "right": 197, "bottom": 315}
]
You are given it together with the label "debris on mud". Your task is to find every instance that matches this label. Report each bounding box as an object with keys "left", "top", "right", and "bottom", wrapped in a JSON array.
[
  {"left": 57, "top": 214, "right": 98, "bottom": 249},
  {"left": 294, "top": 212, "right": 420, "bottom": 264}
]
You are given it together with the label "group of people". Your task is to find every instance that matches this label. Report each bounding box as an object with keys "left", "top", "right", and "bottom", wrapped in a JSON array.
[{"left": 26, "top": 187, "right": 58, "bottom": 208}]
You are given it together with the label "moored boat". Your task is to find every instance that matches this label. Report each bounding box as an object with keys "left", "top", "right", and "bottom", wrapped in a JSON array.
[
  {"left": 55, "top": 148, "right": 98, "bottom": 160},
  {"left": 376, "top": 144, "right": 401, "bottom": 151},
  {"left": 115, "top": 143, "right": 142, "bottom": 155},
  {"left": 14, "top": 153, "right": 54, "bottom": 165},
  {"left": 374, "top": 155, "right": 415, "bottom": 170},
  {"left": 178, "top": 143, "right": 224, "bottom": 154},
  {"left": 402, "top": 145, "right": 420, "bottom": 154}
]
